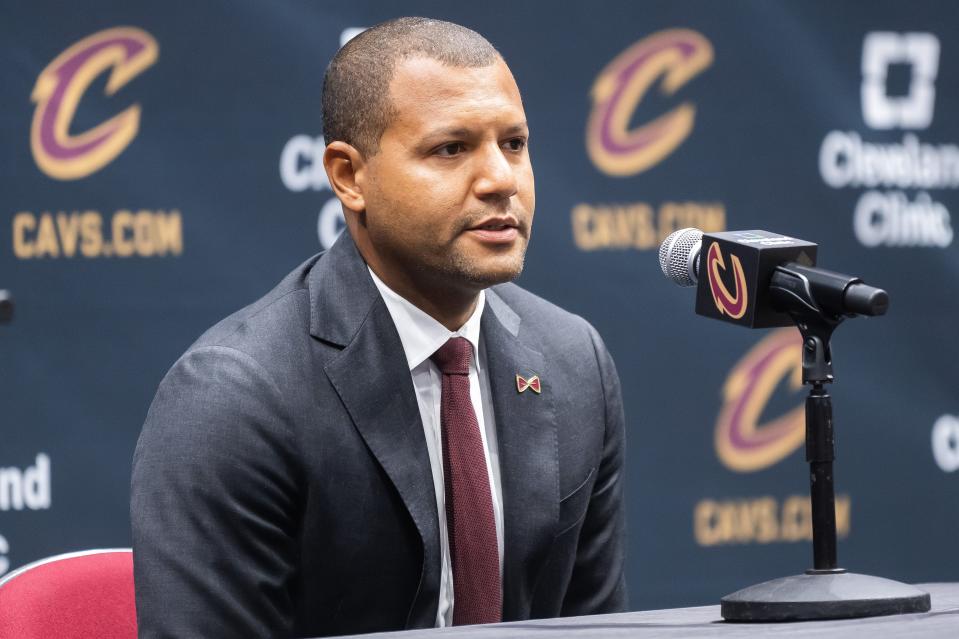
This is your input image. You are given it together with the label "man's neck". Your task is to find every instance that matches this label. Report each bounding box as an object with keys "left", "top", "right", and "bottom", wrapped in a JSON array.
[{"left": 367, "top": 264, "right": 480, "bottom": 332}]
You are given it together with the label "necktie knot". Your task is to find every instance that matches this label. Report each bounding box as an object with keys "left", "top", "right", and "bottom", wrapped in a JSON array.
[{"left": 430, "top": 337, "right": 472, "bottom": 375}]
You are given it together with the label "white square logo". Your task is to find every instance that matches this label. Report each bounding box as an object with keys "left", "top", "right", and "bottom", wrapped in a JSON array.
[{"left": 861, "top": 32, "right": 939, "bottom": 130}]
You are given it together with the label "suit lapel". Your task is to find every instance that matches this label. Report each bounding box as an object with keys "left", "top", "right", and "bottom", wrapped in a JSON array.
[
  {"left": 483, "top": 289, "right": 559, "bottom": 620},
  {"left": 309, "top": 232, "right": 440, "bottom": 628},
  {"left": 308, "top": 234, "right": 559, "bottom": 623}
]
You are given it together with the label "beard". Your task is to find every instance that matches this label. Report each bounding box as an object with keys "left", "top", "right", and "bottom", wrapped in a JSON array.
[
  {"left": 424, "top": 208, "right": 531, "bottom": 289},
  {"left": 359, "top": 183, "right": 534, "bottom": 294},
  {"left": 443, "top": 238, "right": 527, "bottom": 288}
]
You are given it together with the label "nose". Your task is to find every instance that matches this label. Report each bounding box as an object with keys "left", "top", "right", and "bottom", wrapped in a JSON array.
[{"left": 473, "top": 143, "right": 518, "bottom": 202}]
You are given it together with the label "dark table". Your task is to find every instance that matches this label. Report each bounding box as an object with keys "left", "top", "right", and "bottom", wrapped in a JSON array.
[{"left": 336, "top": 583, "right": 958, "bottom": 639}]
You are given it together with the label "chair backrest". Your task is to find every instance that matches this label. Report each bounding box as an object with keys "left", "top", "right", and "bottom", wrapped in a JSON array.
[{"left": 0, "top": 549, "right": 136, "bottom": 639}]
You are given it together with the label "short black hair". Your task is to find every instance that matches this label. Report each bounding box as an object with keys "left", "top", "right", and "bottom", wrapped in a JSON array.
[{"left": 322, "top": 17, "right": 501, "bottom": 156}]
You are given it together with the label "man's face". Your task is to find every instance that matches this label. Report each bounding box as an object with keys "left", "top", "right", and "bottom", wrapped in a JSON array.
[{"left": 356, "top": 56, "right": 534, "bottom": 295}]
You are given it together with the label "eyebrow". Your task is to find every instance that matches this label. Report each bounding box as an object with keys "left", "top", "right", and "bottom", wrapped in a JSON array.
[{"left": 422, "top": 122, "right": 529, "bottom": 141}]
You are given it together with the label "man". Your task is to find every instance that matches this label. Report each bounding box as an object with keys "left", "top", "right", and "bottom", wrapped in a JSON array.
[{"left": 131, "top": 17, "right": 626, "bottom": 638}]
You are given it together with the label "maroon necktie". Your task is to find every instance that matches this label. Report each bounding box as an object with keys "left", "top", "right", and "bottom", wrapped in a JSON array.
[{"left": 431, "top": 337, "right": 502, "bottom": 625}]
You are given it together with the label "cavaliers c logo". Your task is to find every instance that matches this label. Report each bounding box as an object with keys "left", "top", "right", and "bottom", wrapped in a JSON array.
[
  {"left": 706, "top": 242, "right": 748, "bottom": 319},
  {"left": 30, "top": 27, "right": 158, "bottom": 180},
  {"left": 586, "top": 29, "right": 713, "bottom": 176},
  {"left": 715, "top": 328, "right": 805, "bottom": 472}
]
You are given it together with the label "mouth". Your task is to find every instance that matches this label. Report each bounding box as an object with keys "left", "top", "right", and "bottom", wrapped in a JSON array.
[{"left": 465, "top": 216, "right": 523, "bottom": 244}]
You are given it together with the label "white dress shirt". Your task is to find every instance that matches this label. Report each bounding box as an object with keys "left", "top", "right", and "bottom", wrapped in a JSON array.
[{"left": 368, "top": 268, "right": 504, "bottom": 628}]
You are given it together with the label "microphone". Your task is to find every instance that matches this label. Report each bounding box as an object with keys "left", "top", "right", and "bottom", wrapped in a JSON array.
[
  {"left": 659, "top": 228, "right": 888, "bottom": 328},
  {"left": 0, "top": 290, "right": 12, "bottom": 324}
]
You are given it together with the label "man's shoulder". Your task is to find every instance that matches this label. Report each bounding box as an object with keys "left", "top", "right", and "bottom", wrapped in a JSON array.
[
  {"left": 488, "top": 281, "right": 599, "bottom": 347},
  {"left": 188, "top": 253, "right": 323, "bottom": 358}
]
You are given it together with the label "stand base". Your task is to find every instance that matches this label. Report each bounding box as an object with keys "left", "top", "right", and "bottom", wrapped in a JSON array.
[{"left": 721, "top": 571, "right": 931, "bottom": 621}]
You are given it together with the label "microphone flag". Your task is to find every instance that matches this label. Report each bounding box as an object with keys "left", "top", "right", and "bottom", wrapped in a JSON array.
[{"left": 694, "top": 230, "right": 817, "bottom": 328}]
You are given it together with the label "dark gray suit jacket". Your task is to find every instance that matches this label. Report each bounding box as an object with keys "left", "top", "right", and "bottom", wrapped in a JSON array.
[{"left": 131, "top": 230, "right": 626, "bottom": 638}]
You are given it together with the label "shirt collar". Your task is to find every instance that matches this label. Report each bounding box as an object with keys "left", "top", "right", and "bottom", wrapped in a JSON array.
[{"left": 367, "top": 266, "right": 485, "bottom": 371}]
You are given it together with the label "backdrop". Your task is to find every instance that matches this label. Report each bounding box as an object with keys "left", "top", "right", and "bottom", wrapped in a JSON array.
[{"left": 2, "top": 0, "right": 957, "bottom": 612}]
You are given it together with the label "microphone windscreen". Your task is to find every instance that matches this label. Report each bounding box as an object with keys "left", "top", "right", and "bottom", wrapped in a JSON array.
[{"left": 659, "top": 228, "right": 703, "bottom": 287}]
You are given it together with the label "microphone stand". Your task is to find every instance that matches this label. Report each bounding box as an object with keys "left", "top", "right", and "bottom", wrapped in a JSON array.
[{"left": 720, "top": 269, "right": 931, "bottom": 621}]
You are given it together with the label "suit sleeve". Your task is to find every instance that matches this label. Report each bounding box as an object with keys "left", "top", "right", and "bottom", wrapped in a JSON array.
[
  {"left": 131, "top": 346, "right": 303, "bottom": 638},
  {"left": 561, "top": 324, "right": 628, "bottom": 615}
]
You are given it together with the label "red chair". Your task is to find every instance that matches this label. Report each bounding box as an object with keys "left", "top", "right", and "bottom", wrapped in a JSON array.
[{"left": 0, "top": 549, "right": 136, "bottom": 639}]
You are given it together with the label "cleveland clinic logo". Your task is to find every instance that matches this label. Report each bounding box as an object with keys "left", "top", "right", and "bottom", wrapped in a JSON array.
[
  {"left": 31, "top": 27, "right": 158, "bottom": 180},
  {"left": 586, "top": 29, "right": 712, "bottom": 177},
  {"left": 819, "top": 31, "right": 954, "bottom": 249},
  {"left": 277, "top": 27, "right": 366, "bottom": 250},
  {"left": 715, "top": 328, "right": 805, "bottom": 472}
]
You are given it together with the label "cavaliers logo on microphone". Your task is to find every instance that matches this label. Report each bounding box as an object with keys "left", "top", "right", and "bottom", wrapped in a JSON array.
[
  {"left": 706, "top": 241, "right": 748, "bottom": 319},
  {"left": 31, "top": 27, "right": 159, "bottom": 180},
  {"left": 586, "top": 29, "right": 713, "bottom": 177},
  {"left": 716, "top": 328, "right": 805, "bottom": 472}
]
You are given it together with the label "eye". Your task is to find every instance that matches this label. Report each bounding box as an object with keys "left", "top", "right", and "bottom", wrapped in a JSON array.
[
  {"left": 434, "top": 142, "right": 466, "bottom": 157},
  {"left": 503, "top": 137, "right": 527, "bottom": 152}
]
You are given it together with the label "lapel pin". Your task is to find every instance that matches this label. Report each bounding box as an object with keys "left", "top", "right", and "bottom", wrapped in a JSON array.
[{"left": 516, "top": 374, "right": 541, "bottom": 394}]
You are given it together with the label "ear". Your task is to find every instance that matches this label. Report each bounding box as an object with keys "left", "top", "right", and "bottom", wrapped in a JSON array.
[{"left": 323, "top": 141, "right": 367, "bottom": 214}]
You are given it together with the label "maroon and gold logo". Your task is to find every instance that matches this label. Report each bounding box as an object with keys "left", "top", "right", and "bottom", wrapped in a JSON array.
[
  {"left": 30, "top": 27, "right": 158, "bottom": 180},
  {"left": 516, "top": 374, "right": 541, "bottom": 394},
  {"left": 706, "top": 241, "right": 748, "bottom": 320},
  {"left": 715, "top": 328, "right": 805, "bottom": 472},
  {"left": 586, "top": 29, "right": 713, "bottom": 177}
]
